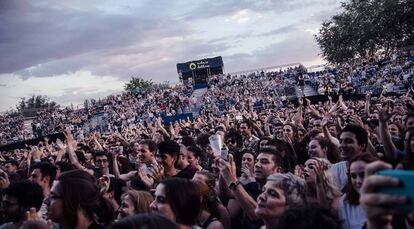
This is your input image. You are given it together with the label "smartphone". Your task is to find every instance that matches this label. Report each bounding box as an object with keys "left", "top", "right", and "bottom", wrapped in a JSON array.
[
  {"left": 221, "top": 148, "right": 229, "bottom": 161},
  {"left": 377, "top": 169, "right": 414, "bottom": 211}
]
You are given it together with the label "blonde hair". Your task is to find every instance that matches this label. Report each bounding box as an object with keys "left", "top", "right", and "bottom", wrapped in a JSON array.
[
  {"left": 310, "top": 157, "right": 341, "bottom": 203},
  {"left": 122, "top": 190, "right": 153, "bottom": 214}
]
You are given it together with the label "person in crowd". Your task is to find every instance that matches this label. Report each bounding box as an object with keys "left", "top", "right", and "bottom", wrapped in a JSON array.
[
  {"left": 110, "top": 214, "right": 179, "bottom": 229},
  {"left": 187, "top": 145, "right": 204, "bottom": 171},
  {"left": 332, "top": 124, "right": 369, "bottom": 190},
  {"left": 339, "top": 153, "right": 377, "bottom": 229},
  {"left": 116, "top": 190, "right": 153, "bottom": 220},
  {"left": 238, "top": 150, "right": 255, "bottom": 185},
  {"left": 0, "top": 181, "right": 44, "bottom": 229},
  {"left": 239, "top": 120, "right": 259, "bottom": 152},
  {"left": 46, "top": 170, "right": 115, "bottom": 228},
  {"left": 193, "top": 180, "right": 224, "bottom": 229},
  {"left": 303, "top": 157, "right": 340, "bottom": 209},
  {"left": 150, "top": 177, "right": 201, "bottom": 229},
  {"left": 307, "top": 136, "right": 340, "bottom": 163},
  {"left": 254, "top": 173, "right": 307, "bottom": 229}
]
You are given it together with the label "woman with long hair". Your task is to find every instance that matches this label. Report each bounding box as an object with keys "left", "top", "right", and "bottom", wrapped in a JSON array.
[
  {"left": 150, "top": 177, "right": 201, "bottom": 229},
  {"left": 303, "top": 157, "right": 341, "bottom": 209},
  {"left": 307, "top": 136, "right": 340, "bottom": 163},
  {"left": 46, "top": 170, "right": 115, "bottom": 229},
  {"left": 339, "top": 153, "right": 377, "bottom": 229}
]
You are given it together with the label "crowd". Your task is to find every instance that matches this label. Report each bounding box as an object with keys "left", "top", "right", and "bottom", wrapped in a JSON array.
[{"left": 0, "top": 49, "right": 413, "bottom": 229}]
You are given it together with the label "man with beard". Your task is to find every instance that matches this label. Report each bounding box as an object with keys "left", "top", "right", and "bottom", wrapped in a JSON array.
[{"left": 0, "top": 181, "right": 43, "bottom": 229}]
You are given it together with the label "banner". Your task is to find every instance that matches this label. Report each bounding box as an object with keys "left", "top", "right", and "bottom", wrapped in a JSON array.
[{"left": 177, "top": 56, "right": 223, "bottom": 74}]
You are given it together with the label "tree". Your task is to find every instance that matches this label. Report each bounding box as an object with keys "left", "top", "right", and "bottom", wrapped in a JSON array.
[
  {"left": 124, "top": 77, "right": 153, "bottom": 93},
  {"left": 315, "top": 0, "right": 414, "bottom": 64},
  {"left": 16, "top": 95, "right": 57, "bottom": 111}
]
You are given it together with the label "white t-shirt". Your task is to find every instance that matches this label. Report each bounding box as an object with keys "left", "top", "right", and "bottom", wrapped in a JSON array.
[
  {"left": 338, "top": 194, "right": 366, "bottom": 229},
  {"left": 332, "top": 161, "right": 348, "bottom": 191}
]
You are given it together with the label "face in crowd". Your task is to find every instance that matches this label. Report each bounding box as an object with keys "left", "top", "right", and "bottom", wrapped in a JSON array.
[
  {"left": 339, "top": 132, "right": 365, "bottom": 160},
  {"left": 308, "top": 139, "right": 327, "bottom": 159},
  {"left": 254, "top": 153, "right": 281, "bottom": 182},
  {"left": 349, "top": 160, "right": 366, "bottom": 194},
  {"left": 137, "top": 143, "right": 154, "bottom": 164}
]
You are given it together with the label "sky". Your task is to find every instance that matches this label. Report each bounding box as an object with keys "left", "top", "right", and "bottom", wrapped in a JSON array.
[{"left": 0, "top": 0, "right": 343, "bottom": 112}]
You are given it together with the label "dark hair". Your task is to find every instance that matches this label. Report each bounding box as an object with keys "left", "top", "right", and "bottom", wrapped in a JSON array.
[
  {"left": 312, "top": 136, "right": 340, "bottom": 163},
  {"left": 193, "top": 180, "right": 219, "bottom": 219},
  {"left": 340, "top": 124, "right": 368, "bottom": 150},
  {"left": 110, "top": 214, "right": 179, "bottom": 229},
  {"left": 5, "top": 160, "right": 19, "bottom": 168},
  {"left": 181, "top": 136, "right": 196, "bottom": 147},
  {"left": 93, "top": 151, "right": 110, "bottom": 161},
  {"left": 194, "top": 170, "right": 216, "bottom": 189},
  {"left": 404, "top": 111, "right": 414, "bottom": 126},
  {"left": 3, "top": 181, "right": 44, "bottom": 211},
  {"left": 259, "top": 147, "right": 283, "bottom": 169},
  {"left": 57, "top": 170, "right": 115, "bottom": 227},
  {"left": 55, "top": 161, "right": 74, "bottom": 174},
  {"left": 225, "top": 129, "right": 243, "bottom": 147},
  {"left": 270, "top": 139, "right": 298, "bottom": 173},
  {"left": 196, "top": 133, "right": 211, "bottom": 149},
  {"left": 139, "top": 140, "right": 157, "bottom": 153},
  {"left": 401, "top": 127, "right": 414, "bottom": 170},
  {"left": 159, "top": 178, "right": 201, "bottom": 226},
  {"left": 240, "top": 119, "right": 253, "bottom": 129},
  {"left": 346, "top": 153, "right": 377, "bottom": 205},
  {"left": 276, "top": 204, "right": 342, "bottom": 229},
  {"left": 30, "top": 162, "right": 57, "bottom": 188},
  {"left": 187, "top": 145, "right": 204, "bottom": 159},
  {"left": 158, "top": 140, "right": 180, "bottom": 158}
]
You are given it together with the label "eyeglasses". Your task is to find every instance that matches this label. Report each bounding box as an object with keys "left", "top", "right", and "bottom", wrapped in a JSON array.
[{"left": 1, "top": 201, "right": 18, "bottom": 208}]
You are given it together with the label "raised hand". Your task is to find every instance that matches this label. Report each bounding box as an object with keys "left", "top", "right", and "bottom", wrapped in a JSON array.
[{"left": 378, "top": 100, "right": 393, "bottom": 123}]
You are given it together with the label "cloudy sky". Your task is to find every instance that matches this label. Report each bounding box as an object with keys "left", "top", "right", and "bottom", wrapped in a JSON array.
[{"left": 0, "top": 0, "right": 342, "bottom": 112}]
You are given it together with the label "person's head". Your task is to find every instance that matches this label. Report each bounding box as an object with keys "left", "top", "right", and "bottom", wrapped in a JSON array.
[
  {"left": 225, "top": 129, "right": 243, "bottom": 150},
  {"left": 29, "top": 162, "right": 57, "bottom": 190},
  {"left": 283, "top": 123, "right": 296, "bottom": 141},
  {"left": 192, "top": 170, "right": 216, "bottom": 189},
  {"left": 110, "top": 214, "right": 179, "bottom": 229},
  {"left": 4, "top": 160, "right": 18, "bottom": 174},
  {"left": 2, "top": 181, "right": 43, "bottom": 223},
  {"left": 138, "top": 140, "right": 157, "bottom": 164},
  {"left": 241, "top": 151, "right": 255, "bottom": 171},
  {"left": 308, "top": 136, "right": 340, "bottom": 163},
  {"left": 339, "top": 124, "right": 368, "bottom": 160},
  {"left": 46, "top": 170, "right": 114, "bottom": 228},
  {"left": 94, "top": 151, "right": 110, "bottom": 170},
  {"left": 404, "top": 112, "right": 414, "bottom": 129},
  {"left": 117, "top": 190, "right": 153, "bottom": 219},
  {"left": 55, "top": 161, "right": 74, "bottom": 178},
  {"left": 254, "top": 147, "right": 283, "bottom": 183},
  {"left": 346, "top": 153, "right": 377, "bottom": 205},
  {"left": 150, "top": 178, "right": 201, "bottom": 226},
  {"left": 193, "top": 180, "right": 219, "bottom": 216},
  {"left": 176, "top": 144, "right": 190, "bottom": 170},
  {"left": 255, "top": 173, "right": 306, "bottom": 220},
  {"left": 157, "top": 140, "right": 180, "bottom": 170},
  {"left": 239, "top": 120, "right": 253, "bottom": 137},
  {"left": 388, "top": 122, "right": 403, "bottom": 139},
  {"left": 403, "top": 127, "right": 414, "bottom": 156},
  {"left": 275, "top": 204, "right": 342, "bottom": 229},
  {"left": 187, "top": 145, "right": 203, "bottom": 168}
]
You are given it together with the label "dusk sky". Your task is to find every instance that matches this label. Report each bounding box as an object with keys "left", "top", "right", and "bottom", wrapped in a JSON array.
[{"left": 0, "top": 0, "right": 343, "bottom": 111}]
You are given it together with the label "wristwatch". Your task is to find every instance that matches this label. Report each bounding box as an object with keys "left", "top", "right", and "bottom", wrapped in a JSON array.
[{"left": 228, "top": 180, "right": 241, "bottom": 191}]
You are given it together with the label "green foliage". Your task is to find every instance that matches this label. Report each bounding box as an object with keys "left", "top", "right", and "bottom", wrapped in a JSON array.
[
  {"left": 315, "top": 0, "right": 414, "bottom": 64},
  {"left": 16, "top": 95, "right": 57, "bottom": 111},
  {"left": 124, "top": 77, "right": 153, "bottom": 93}
]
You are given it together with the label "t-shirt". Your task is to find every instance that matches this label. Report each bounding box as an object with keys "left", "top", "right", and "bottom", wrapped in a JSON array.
[
  {"left": 332, "top": 161, "right": 348, "bottom": 191},
  {"left": 338, "top": 194, "right": 366, "bottom": 229}
]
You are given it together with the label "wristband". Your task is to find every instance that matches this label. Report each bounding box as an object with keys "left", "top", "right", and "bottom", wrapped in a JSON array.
[{"left": 228, "top": 180, "right": 241, "bottom": 191}]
